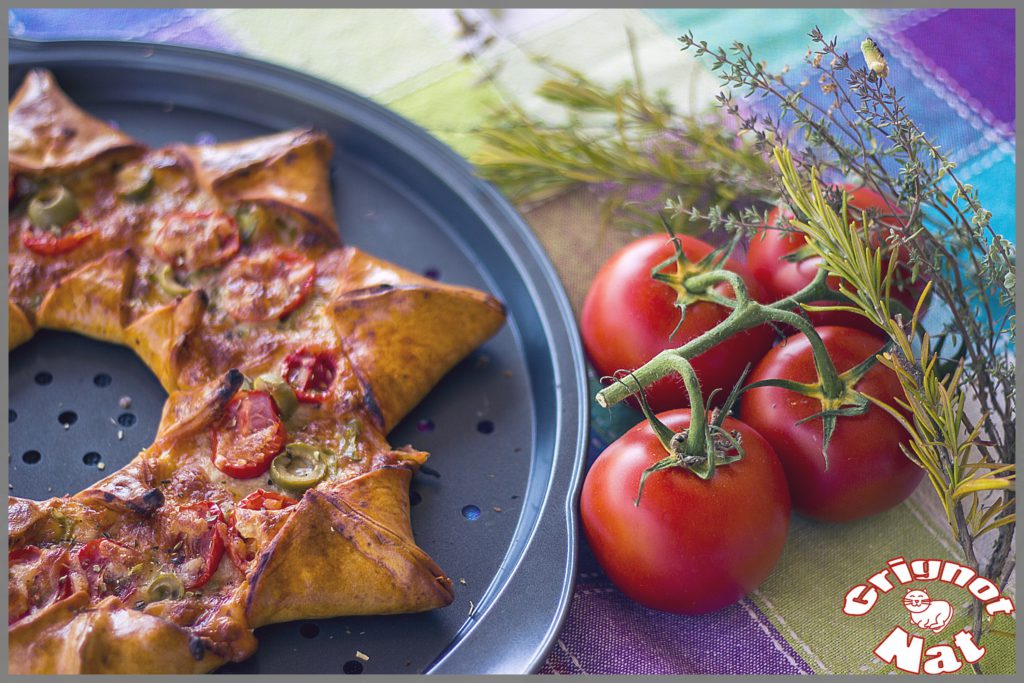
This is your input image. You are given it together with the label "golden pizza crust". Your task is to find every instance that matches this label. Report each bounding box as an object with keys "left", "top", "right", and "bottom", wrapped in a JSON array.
[
  {"left": 177, "top": 128, "right": 338, "bottom": 236},
  {"left": 7, "top": 70, "right": 507, "bottom": 674},
  {"left": 8, "top": 69, "right": 144, "bottom": 174},
  {"left": 246, "top": 466, "right": 454, "bottom": 626},
  {"left": 36, "top": 248, "right": 136, "bottom": 344},
  {"left": 333, "top": 283, "right": 506, "bottom": 432},
  {"left": 8, "top": 300, "right": 34, "bottom": 349},
  {"left": 8, "top": 594, "right": 229, "bottom": 674},
  {"left": 124, "top": 290, "right": 208, "bottom": 393}
]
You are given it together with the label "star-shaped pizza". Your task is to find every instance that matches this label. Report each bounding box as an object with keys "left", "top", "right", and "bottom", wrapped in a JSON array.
[{"left": 7, "top": 69, "right": 506, "bottom": 674}]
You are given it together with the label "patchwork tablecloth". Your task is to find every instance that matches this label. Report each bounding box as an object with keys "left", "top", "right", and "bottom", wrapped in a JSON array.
[{"left": 9, "top": 7, "right": 1016, "bottom": 675}]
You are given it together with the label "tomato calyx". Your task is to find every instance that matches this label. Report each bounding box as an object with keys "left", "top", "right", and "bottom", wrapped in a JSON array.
[
  {"left": 742, "top": 342, "right": 883, "bottom": 467},
  {"left": 593, "top": 186, "right": 908, "bottom": 490},
  {"left": 649, "top": 219, "right": 746, "bottom": 338},
  {"left": 614, "top": 357, "right": 749, "bottom": 506}
]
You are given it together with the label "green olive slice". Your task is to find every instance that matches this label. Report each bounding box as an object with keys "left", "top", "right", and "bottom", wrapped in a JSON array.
[
  {"left": 115, "top": 164, "right": 154, "bottom": 201},
  {"left": 253, "top": 373, "right": 298, "bottom": 420},
  {"left": 236, "top": 203, "right": 271, "bottom": 243},
  {"left": 154, "top": 264, "right": 191, "bottom": 297},
  {"left": 270, "top": 443, "right": 328, "bottom": 492},
  {"left": 146, "top": 572, "right": 184, "bottom": 602},
  {"left": 50, "top": 510, "right": 75, "bottom": 541},
  {"left": 28, "top": 185, "right": 79, "bottom": 228}
]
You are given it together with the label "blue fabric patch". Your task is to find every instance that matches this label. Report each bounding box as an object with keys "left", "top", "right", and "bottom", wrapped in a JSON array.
[
  {"left": 645, "top": 7, "right": 861, "bottom": 71},
  {"left": 10, "top": 8, "right": 190, "bottom": 39}
]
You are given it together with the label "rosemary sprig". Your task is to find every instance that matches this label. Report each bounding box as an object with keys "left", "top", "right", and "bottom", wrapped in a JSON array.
[{"left": 471, "top": 41, "right": 774, "bottom": 234}]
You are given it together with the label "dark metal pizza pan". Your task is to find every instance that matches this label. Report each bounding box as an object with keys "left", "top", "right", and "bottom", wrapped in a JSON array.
[{"left": 7, "top": 38, "right": 588, "bottom": 675}]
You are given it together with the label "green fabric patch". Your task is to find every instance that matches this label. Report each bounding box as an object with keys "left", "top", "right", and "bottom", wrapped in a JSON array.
[
  {"left": 751, "top": 503, "right": 1015, "bottom": 674},
  {"left": 381, "top": 63, "right": 505, "bottom": 157},
  {"left": 481, "top": 8, "right": 716, "bottom": 125},
  {"left": 216, "top": 8, "right": 456, "bottom": 99}
]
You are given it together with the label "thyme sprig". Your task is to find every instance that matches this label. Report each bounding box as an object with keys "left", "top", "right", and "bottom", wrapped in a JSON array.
[
  {"left": 775, "top": 150, "right": 1015, "bottom": 661},
  {"left": 672, "top": 31, "right": 1015, "bottom": 664}
]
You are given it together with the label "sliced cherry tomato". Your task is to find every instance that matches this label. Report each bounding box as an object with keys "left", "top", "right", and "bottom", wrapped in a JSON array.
[
  {"left": 22, "top": 220, "right": 96, "bottom": 256},
  {"left": 582, "top": 234, "right": 775, "bottom": 413},
  {"left": 223, "top": 527, "right": 252, "bottom": 572},
  {"left": 76, "top": 538, "right": 145, "bottom": 600},
  {"left": 238, "top": 489, "right": 299, "bottom": 512},
  {"left": 219, "top": 247, "right": 315, "bottom": 322},
  {"left": 581, "top": 410, "right": 790, "bottom": 614},
  {"left": 225, "top": 489, "right": 299, "bottom": 570},
  {"left": 8, "top": 545, "right": 42, "bottom": 565},
  {"left": 154, "top": 210, "right": 240, "bottom": 271},
  {"left": 746, "top": 186, "right": 926, "bottom": 334},
  {"left": 9, "top": 545, "right": 76, "bottom": 624},
  {"left": 282, "top": 348, "right": 338, "bottom": 403},
  {"left": 158, "top": 501, "right": 227, "bottom": 590},
  {"left": 212, "top": 390, "right": 287, "bottom": 479}
]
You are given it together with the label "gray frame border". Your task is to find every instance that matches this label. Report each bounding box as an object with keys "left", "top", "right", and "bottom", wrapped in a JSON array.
[{"left": 2, "top": 2, "right": 1020, "bottom": 682}]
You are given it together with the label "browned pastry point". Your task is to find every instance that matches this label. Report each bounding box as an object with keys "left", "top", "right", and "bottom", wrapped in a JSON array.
[{"left": 7, "top": 69, "right": 506, "bottom": 674}]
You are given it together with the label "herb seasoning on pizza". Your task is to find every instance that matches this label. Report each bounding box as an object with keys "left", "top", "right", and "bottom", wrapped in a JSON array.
[{"left": 7, "top": 69, "right": 506, "bottom": 674}]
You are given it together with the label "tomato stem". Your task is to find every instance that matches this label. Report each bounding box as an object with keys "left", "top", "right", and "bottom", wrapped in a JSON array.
[
  {"left": 597, "top": 258, "right": 866, "bottom": 466},
  {"left": 626, "top": 356, "right": 747, "bottom": 504},
  {"left": 596, "top": 265, "right": 847, "bottom": 407}
]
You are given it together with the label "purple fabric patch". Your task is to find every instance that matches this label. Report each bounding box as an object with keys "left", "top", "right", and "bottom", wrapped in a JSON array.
[
  {"left": 539, "top": 579, "right": 811, "bottom": 675},
  {"left": 549, "top": 504, "right": 811, "bottom": 675},
  {"left": 899, "top": 8, "right": 1015, "bottom": 132}
]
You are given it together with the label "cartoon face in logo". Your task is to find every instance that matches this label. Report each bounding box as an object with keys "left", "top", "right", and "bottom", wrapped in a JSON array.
[{"left": 902, "top": 589, "right": 954, "bottom": 633}]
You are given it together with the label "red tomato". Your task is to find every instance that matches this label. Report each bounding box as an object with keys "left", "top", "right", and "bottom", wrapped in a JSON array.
[
  {"left": 76, "top": 538, "right": 145, "bottom": 600},
  {"left": 739, "top": 326, "right": 923, "bottom": 522},
  {"left": 223, "top": 529, "right": 252, "bottom": 572},
  {"left": 282, "top": 348, "right": 338, "bottom": 403},
  {"left": 154, "top": 210, "right": 240, "bottom": 271},
  {"left": 8, "top": 546, "right": 42, "bottom": 565},
  {"left": 8, "top": 546, "right": 76, "bottom": 624},
  {"left": 746, "top": 187, "right": 925, "bottom": 334},
  {"left": 22, "top": 220, "right": 96, "bottom": 256},
  {"left": 157, "top": 501, "right": 227, "bottom": 590},
  {"left": 212, "top": 390, "right": 287, "bottom": 479},
  {"left": 237, "top": 489, "right": 298, "bottom": 512},
  {"left": 219, "top": 247, "right": 315, "bottom": 322},
  {"left": 581, "top": 410, "right": 790, "bottom": 615},
  {"left": 225, "top": 489, "right": 299, "bottom": 569},
  {"left": 582, "top": 234, "right": 775, "bottom": 413}
]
